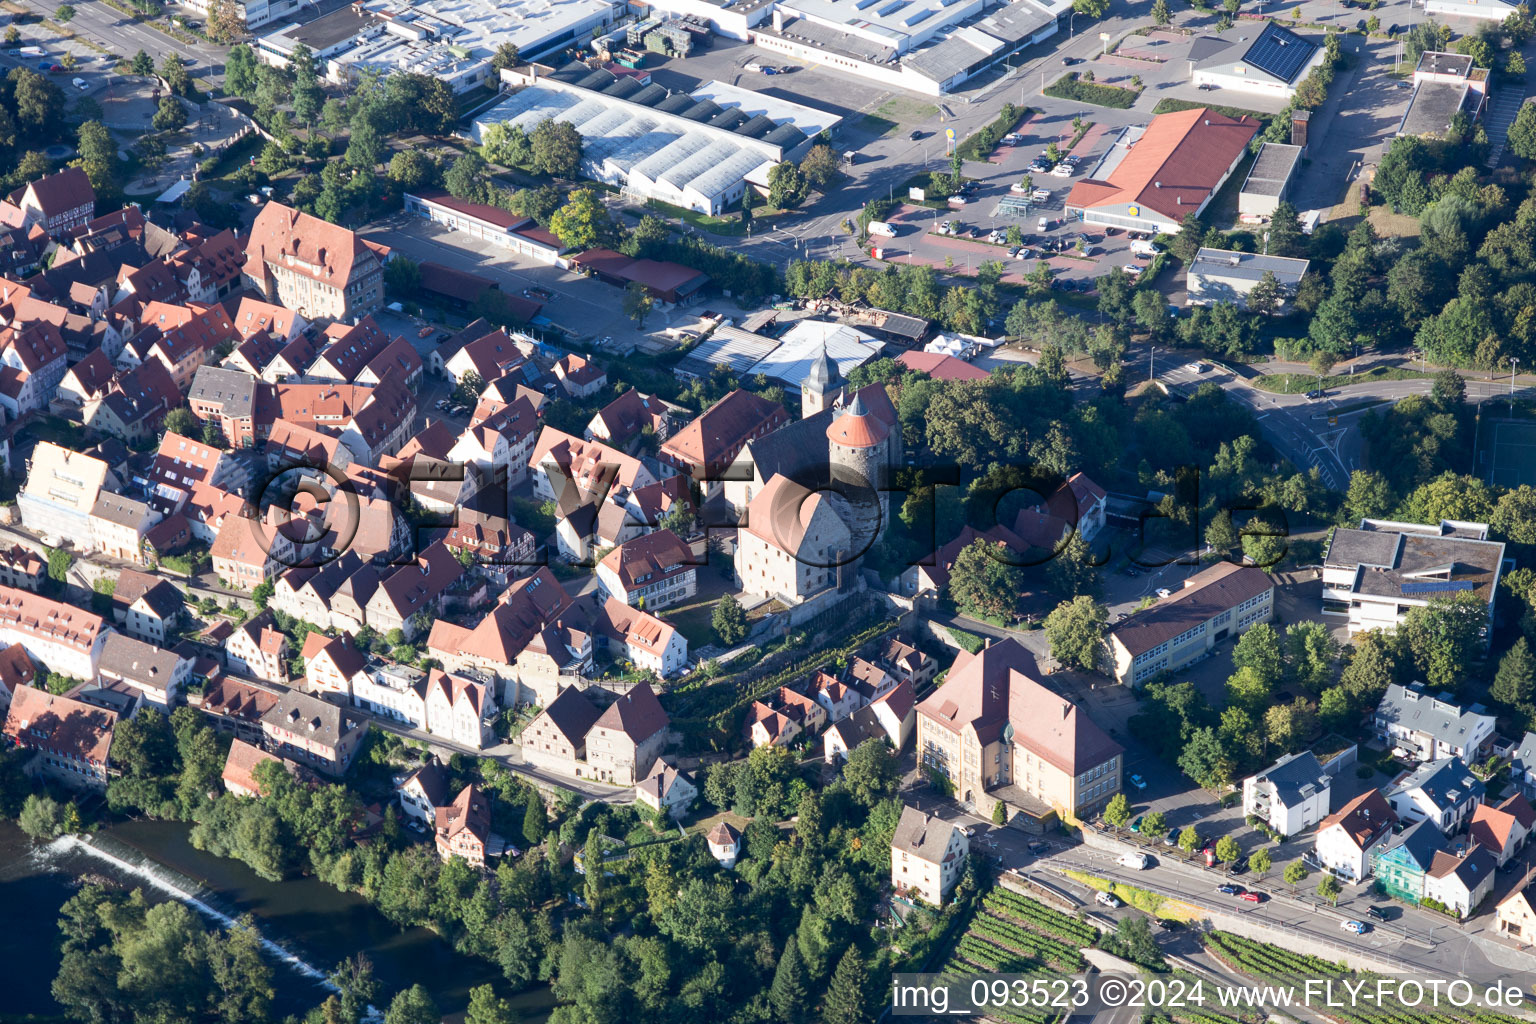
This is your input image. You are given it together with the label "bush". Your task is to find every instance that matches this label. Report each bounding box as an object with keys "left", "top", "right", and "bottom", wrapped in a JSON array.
[
  {"left": 957, "top": 103, "right": 1025, "bottom": 160},
  {"left": 1044, "top": 73, "right": 1140, "bottom": 109}
]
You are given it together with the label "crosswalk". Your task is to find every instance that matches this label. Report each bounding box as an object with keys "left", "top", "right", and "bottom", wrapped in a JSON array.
[{"left": 1484, "top": 89, "right": 1526, "bottom": 168}]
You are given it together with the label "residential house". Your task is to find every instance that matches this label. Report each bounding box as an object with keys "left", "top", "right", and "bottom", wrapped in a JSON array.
[
  {"left": 1322, "top": 518, "right": 1505, "bottom": 638},
  {"left": 231, "top": 296, "right": 307, "bottom": 346},
  {"left": 1422, "top": 845, "right": 1497, "bottom": 918},
  {"left": 351, "top": 663, "right": 430, "bottom": 728},
  {"left": 221, "top": 738, "right": 281, "bottom": 798},
  {"left": 212, "top": 513, "right": 298, "bottom": 591},
  {"left": 596, "top": 529, "right": 697, "bottom": 611},
  {"left": 891, "top": 806, "right": 969, "bottom": 905},
  {"left": 1375, "top": 683, "right": 1496, "bottom": 764},
  {"left": 18, "top": 442, "right": 108, "bottom": 550},
  {"left": 1497, "top": 883, "right": 1536, "bottom": 943},
  {"left": 1242, "top": 750, "right": 1333, "bottom": 838},
  {"left": 88, "top": 492, "right": 161, "bottom": 564},
  {"left": 521, "top": 686, "right": 602, "bottom": 777},
  {"left": 1469, "top": 795, "right": 1535, "bottom": 868},
  {"left": 188, "top": 365, "right": 260, "bottom": 448},
  {"left": 423, "top": 668, "right": 494, "bottom": 750},
  {"left": 0, "top": 585, "right": 110, "bottom": 680},
  {"left": 443, "top": 327, "right": 529, "bottom": 387},
  {"left": 0, "top": 544, "right": 45, "bottom": 592},
  {"left": 824, "top": 679, "right": 917, "bottom": 764},
  {"left": 226, "top": 611, "right": 290, "bottom": 684},
  {"left": 2, "top": 684, "right": 116, "bottom": 788},
  {"left": 396, "top": 758, "right": 450, "bottom": 825},
  {"left": 1107, "top": 562, "right": 1275, "bottom": 686},
  {"left": 553, "top": 353, "right": 607, "bottom": 398},
  {"left": 362, "top": 542, "right": 464, "bottom": 639},
  {"left": 635, "top": 758, "right": 696, "bottom": 820},
  {"left": 747, "top": 686, "right": 828, "bottom": 748},
  {"left": 300, "top": 632, "right": 369, "bottom": 698},
  {"left": 0, "top": 642, "right": 38, "bottom": 712},
  {"left": 880, "top": 636, "right": 938, "bottom": 690},
  {"left": 586, "top": 389, "right": 672, "bottom": 450},
  {"left": 0, "top": 322, "right": 71, "bottom": 416},
  {"left": 9, "top": 167, "right": 95, "bottom": 238},
  {"left": 914, "top": 638, "right": 1122, "bottom": 823},
  {"left": 448, "top": 393, "right": 541, "bottom": 490},
  {"left": 260, "top": 688, "right": 368, "bottom": 776},
  {"left": 813, "top": 670, "right": 861, "bottom": 723},
  {"left": 586, "top": 680, "right": 669, "bottom": 785},
  {"left": 97, "top": 633, "right": 189, "bottom": 707},
  {"left": 735, "top": 474, "right": 853, "bottom": 604},
  {"left": 660, "top": 388, "right": 787, "bottom": 500},
  {"left": 707, "top": 821, "right": 742, "bottom": 867},
  {"left": 594, "top": 598, "right": 688, "bottom": 679},
  {"left": 435, "top": 783, "right": 492, "bottom": 866},
  {"left": 1315, "top": 788, "right": 1397, "bottom": 882},
  {"left": 1387, "top": 757, "right": 1484, "bottom": 833},
  {"left": 306, "top": 317, "right": 391, "bottom": 382},
  {"left": 1371, "top": 819, "right": 1449, "bottom": 903},
  {"left": 243, "top": 201, "right": 384, "bottom": 320},
  {"left": 196, "top": 677, "right": 280, "bottom": 744}
]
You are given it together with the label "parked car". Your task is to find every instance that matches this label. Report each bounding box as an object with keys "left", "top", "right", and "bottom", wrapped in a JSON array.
[
  {"left": 761, "top": 66, "right": 779, "bottom": 74},
  {"left": 417, "top": 326, "right": 433, "bottom": 338},
  {"left": 72, "top": 77, "right": 88, "bottom": 91},
  {"left": 1130, "top": 815, "right": 1143, "bottom": 832},
  {"left": 1366, "top": 906, "right": 1389, "bottom": 921},
  {"left": 1128, "top": 773, "right": 1147, "bottom": 791},
  {"left": 1027, "top": 841, "right": 1049, "bottom": 855},
  {"left": 1124, "top": 263, "right": 1146, "bottom": 277},
  {"left": 1061, "top": 56, "right": 1080, "bottom": 65},
  {"left": 909, "top": 129, "right": 924, "bottom": 140},
  {"left": 1010, "top": 182, "right": 1030, "bottom": 195},
  {"left": 1096, "top": 891, "right": 1123, "bottom": 908},
  {"left": 1118, "top": 852, "right": 1150, "bottom": 870},
  {"left": 1051, "top": 163, "right": 1073, "bottom": 177},
  {"left": 1164, "top": 828, "right": 1178, "bottom": 847}
]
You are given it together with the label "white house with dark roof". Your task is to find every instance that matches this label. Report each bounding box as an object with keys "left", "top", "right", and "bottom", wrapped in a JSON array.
[
  {"left": 1242, "top": 750, "right": 1332, "bottom": 837},
  {"left": 1189, "top": 22, "right": 1325, "bottom": 97},
  {"left": 1387, "top": 757, "right": 1485, "bottom": 834},
  {"left": 635, "top": 758, "right": 696, "bottom": 820},
  {"left": 1375, "top": 683, "right": 1495, "bottom": 764},
  {"left": 1186, "top": 249, "right": 1310, "bottom": 311},
  {"left": 891, "top": 805, "right": 969, "bottom": 905},
  {"left": 396, "top": 758, "right": 450, "bottom": 825},
  {"left": 1315, "top": 788, "right": 1396, "bottom": 882},
  {"left": 1107, "top": 562, "right": 1274, "bottom": 686},
  {"left": 1423, "top": 844, "right": 1497, "bottom": 918},
  {"left": 96, "top": 632, "right": 189, "bottom": 707},
  {"left": 1323, "top": 519, "right": 1505, "bottom": 637}
]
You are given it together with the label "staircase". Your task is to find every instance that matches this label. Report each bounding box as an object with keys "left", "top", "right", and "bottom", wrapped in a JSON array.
[{"left": 1484, "top": 89, "right": 1526, "bottom": 168}]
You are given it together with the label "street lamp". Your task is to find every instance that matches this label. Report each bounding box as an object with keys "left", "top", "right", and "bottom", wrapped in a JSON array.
[
  {"left": 1513, "top": 357, "right": 1521, "bottom": 416},
  {"left": 1070, "top": 11, "right": 1078, "bottom": 37}
]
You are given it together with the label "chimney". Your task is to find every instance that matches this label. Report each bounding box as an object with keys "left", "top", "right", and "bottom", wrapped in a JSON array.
[{"left": 1291, "top": 109, "right": 1311, "bottom": 151}]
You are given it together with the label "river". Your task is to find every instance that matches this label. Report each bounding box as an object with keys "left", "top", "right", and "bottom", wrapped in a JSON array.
[{"left": 0, "top": 819, "right": 555, "bottom": 1022}]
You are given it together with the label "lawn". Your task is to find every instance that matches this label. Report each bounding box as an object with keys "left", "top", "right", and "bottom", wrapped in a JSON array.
[
  {"left": 861, "top": 96, "right": 940, "bottom": 137},
  {"left": 1043, "top": 74, "right": 1140, "bottom": 109},
  {"left": 663, "top": 599, "right": 722, "bottom": 649},
  {"left": 1252, "top": 365, "right": 1432, "bottom": 394}
]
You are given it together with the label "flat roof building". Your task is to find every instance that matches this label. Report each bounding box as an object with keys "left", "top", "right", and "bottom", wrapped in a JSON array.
[
  {"left": 1237, "top": 142, "right": 1301, "bottom": 222},
  {"left": 1189, "top": 22, "right": 1325, "bottom": 98},
  {"left": 1187, "top": 248, "right": 1309, "bottom": 310},
  {"left": 1398, "top": 51, "right": 1488, "bottom": 139},
  {"left": 256, "top": 0, "right": 621, "bottom": 94},
  {"left": 474, "top": 67, "right": 839, "bottom": 215},
  {"left": 1108, "top": 562, "right": 1275, "bottom": 687},
  {"left": 1322, "top": 519, "right": 1505, "bottom": 637}
]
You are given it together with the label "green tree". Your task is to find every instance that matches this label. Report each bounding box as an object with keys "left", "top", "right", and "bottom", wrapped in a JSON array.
[
  {"left": 1214, "top": 835, "right": 1241, "bottom": 864},
  {"left": 1342, "top": 470, "right": 1394, "bottom": 524},
  {"left": 444, "top": 151, "right": 490, "bottom": 202},
  {"left": 1103, "top": 792, "right": 1131, "bottom": 828},
  {"left": 490, "top": 42, "right": 521, "bottom": 71},
  {"left": 1047, "top": 532, "right": 1100, "bottom": 600},
  {"left": 522, "top": 792, "right": 547, "bottom": 847},
  {"left": 56, "top": 4, "right": 75, "bottom": 20},
  {"left": 465, "top": 984, "right": 519, "bottom": 1024},
  {"left": 949, "top": 538, "right": 1024, "bottom": 621},
  {"left": 159, "top": 53, "right": 190, "bottom": 96},
  {"left": 131, "top": 49, "right": 156, "bottom": 76},
  {"left": 800, "top": 144, "right": 841, "bottom": 190},
  {"left": 622, "top": 281, "right": 654, "bottom": 327},
  {"left": 1151, "top": 0, "right": 1171, "bottom": 23},
  {"left": 1043, "top": 596, "right": 1108, "bottom": 672},
  {"left": 1248, "top": 848, "right": 1272, "bottom": 879},
  {"left": 549, "top": 188, "right": 616, "bottom": 251},
  {"left": 387, "top": 150, "right": 438, "bottom": 190},
  {"left": 384, "top": 256, "right": 421, "bottom": 298},
  {"left": 384, "top": 984, "right": 440, "bottom": 1024},
  {"left": 1317, "top": 873, "right": 1342, "bottom": 905},
  {"left": 18, "top": 793, "right": 66, "bottom": 839},
  {"left": 841, "top": 738, "right": 899, "bottom": 805},
  {"left": 11, "top": 68, "right": 63, "bottom": 139},
  {"left": 47, "top": 547, "right": 74, "bottom": 585},
  {"left": 768, "top": 161, "right": 808, "bottom": 209},
  {"left": 1285, "top": 621, "right": 1339, "bottom": 692},
  {"left": 1246, "top": 271, "right": 1283, "bottom": 317},
  {"left": 821, "top": 946, "right": 871, "bottom": 1024},
  {"left": 207, "top": 916, "right": 275, "bottom": 1024},
  {"left": 1399, "top": 592, "right": 1488, "bottom": 690},
  {"left": 251, "top": 580, "right": 274, "bottom": 610},
  {"left": 712, "top": 593, "right": 748, "bottom": 645},
  {"left": 1142, "top": 810, "right": 1168, "bottom": 837},
  {"left": 1177, "top": 727, "right": 1234, "bottom": 791},
  {"left": 1283, "top": 861, "right": 1308, "bottom": 887},
  {"left": 1232, "top": 623, "right": 1284, "bottom": 686},
  {"left": 1178, "top": 825, "right": 1201, "bottom": 855},
  {"left": 1318, "top": 686, "right": 1353, "bottom": 733},
  {"left": 163, "top": 406, "right": 199, "bottom": 437},
  {"left": 769, "top": 939, "right": 810, "bottom": 1023},
  {"left": 529, "top": 117, "right": 582, "bottom": 177},
  {"left": 345, "top": 121, "right": 383, "bottom": 170},
  {"left": 152, "top": 95, "right": 187, "bottom": 131},
  {"left": 1493, "top": 637, "right": 1536, "bottom": 708}
]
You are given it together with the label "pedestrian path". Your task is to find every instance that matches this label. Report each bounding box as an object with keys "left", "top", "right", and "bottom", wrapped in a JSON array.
[{"left": 1484, "top": 89, "right": 1525, "bottom": 169}]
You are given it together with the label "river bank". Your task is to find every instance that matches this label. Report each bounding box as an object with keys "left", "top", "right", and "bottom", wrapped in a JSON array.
[{"left": 0, "top": 819, "right": 555, "bottom": 1022}]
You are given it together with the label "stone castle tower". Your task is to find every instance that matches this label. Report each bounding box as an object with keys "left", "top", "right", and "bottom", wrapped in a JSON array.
[
  {"left": 825, "top": 392, "right": 893, "bottom": 554},
  {"left": 801, "top": 345, "right": 841, "bottom": 418}
]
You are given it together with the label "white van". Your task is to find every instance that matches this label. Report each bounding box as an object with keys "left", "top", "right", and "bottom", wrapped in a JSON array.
[
  {"left": 868, "top": 221, "right": 897, "bottom": 237},
  {"left": 1131, "top": 240, "right": 1161, "bottom": 259},
  {"left": 1117, "top": 852, "right": 1150, "bottom": 870},
  {"left": 72, "top": 77, "right": 88, "bottom": 91}
]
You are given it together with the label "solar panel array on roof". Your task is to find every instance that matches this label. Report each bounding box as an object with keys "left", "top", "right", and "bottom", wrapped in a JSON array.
[
  {"left": 1400, "top": 580, "right": 1476, "bottom": 595},
  {"left": 1244, "top": 23, "right": 1316, "bottom": 84}
]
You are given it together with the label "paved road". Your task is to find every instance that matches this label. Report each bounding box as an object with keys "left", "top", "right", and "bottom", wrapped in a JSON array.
[{"left": 25, "top": 0, "right": 226, "bottom": 73}]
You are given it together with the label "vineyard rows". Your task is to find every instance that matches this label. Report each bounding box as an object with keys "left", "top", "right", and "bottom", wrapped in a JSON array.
[
  {"left": 983, "top": 889, "right": 1100, "bottom": 945},
  {"left": 969, "top": 913, "right": 1086, "bottom": 970}
]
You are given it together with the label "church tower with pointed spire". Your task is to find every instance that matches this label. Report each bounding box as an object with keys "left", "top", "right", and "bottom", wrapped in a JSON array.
[{"left": 801, "top": 345, "right": 841, "bottom": 418}]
